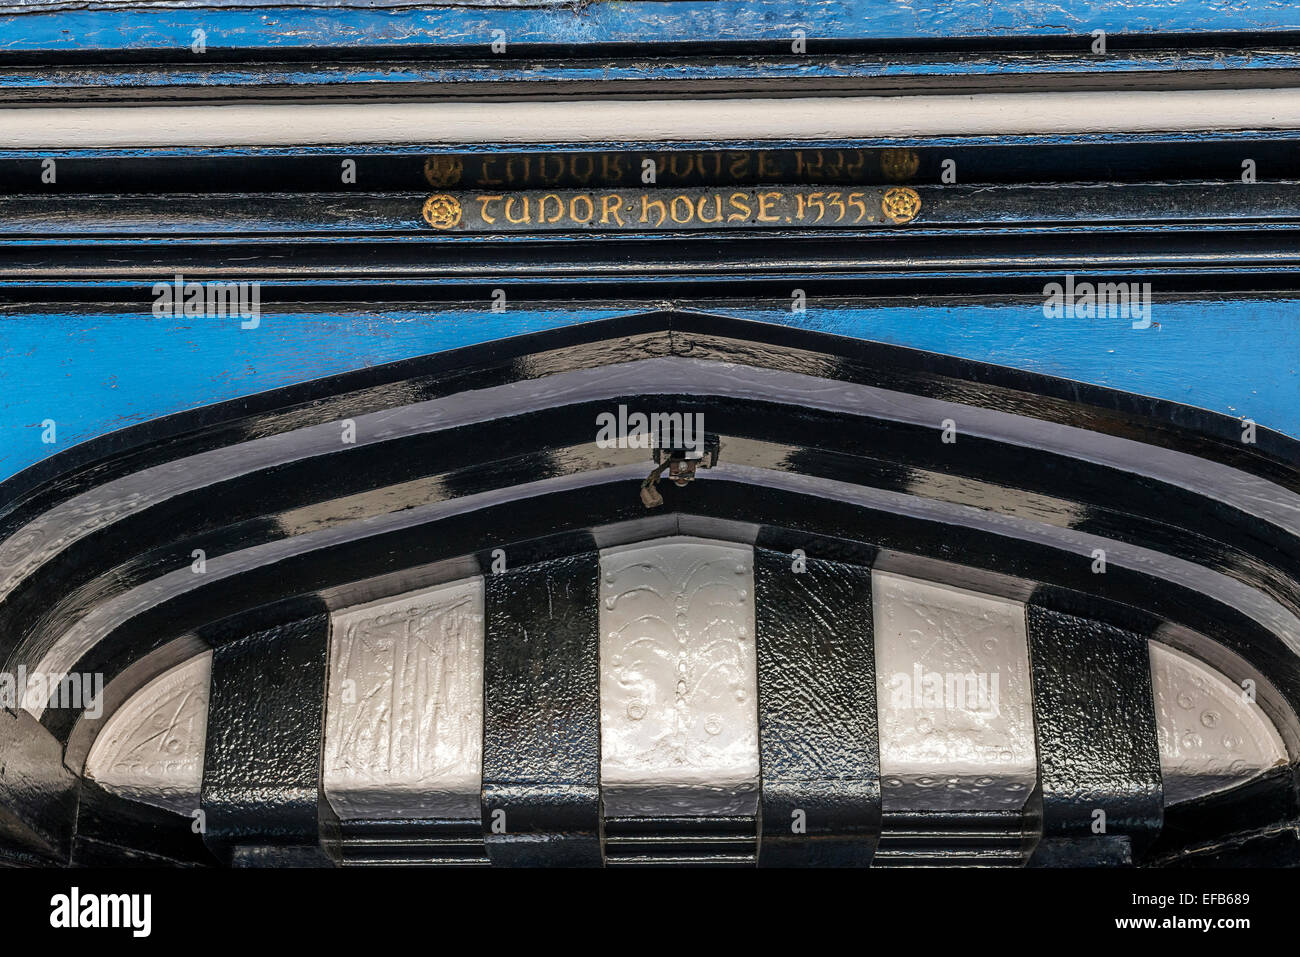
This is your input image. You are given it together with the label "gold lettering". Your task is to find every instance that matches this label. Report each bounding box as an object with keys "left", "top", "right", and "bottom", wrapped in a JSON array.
[
  {"left": 477, "top": 157, "right": 504, "bottom": 186},
  {"left": 600, "top": 194, "right": 626, "bottom": 227},
  {"left": 847, "top": 191, "right": 868, "bottom": 223},
  {"left": 539, "top": 154, "right": 564, "bottom": 186},
  {"left": 640, "top": 195, "right": 667, "bottom": 227},
  {"left": 570, "top": 154, "right": 595, "bottom": 184},
  {"left": 457, "top": 181, "right": 894, "bottom": 231},
  {"left": 728, "top": 152, "right": 750, "bottom": 180},
  {"left": 539, "top": 193, "right": 565, "bottom": 224},
  {"left": 601, "top": 154, "right": 625, "bottom": 181},
  {"left": 797, "top": 150, "right": 822, "bottom": 178},
  {"left": 504, "top": 156, "right": 532, "bottom": 186},
  {"left": 667, "top": 153, "right": 699, "bottom": 179},
  {"left": 476, "top": 194, "right": 504, "bottom": 224},
  {"left": 696, "top": 194, "right": 723, "bottom": 224},
  {"left": 826, "top": 191, "right": 846, "bottom": 222},
  {"left": 570, "top": 194, "right": 595, "bottom": 224},
  {"left": 504, "top": 195, "right": 531, "bottom": 224},
  {"left": 756, "top": 190, "right": 782, "bottom": 222},
  {"left": 727, "top": 191, "right": 752, "bottom": 222},
  {"left": 758, "top": 152, "right": 780, "bottom": 178}
]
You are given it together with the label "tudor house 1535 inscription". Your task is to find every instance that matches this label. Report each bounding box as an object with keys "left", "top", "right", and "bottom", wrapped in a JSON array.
[
  {"left": 421, "top": 186, "right": 922, "bottom": 231},
  {"left": 418, "top": 148, "right": 925, "bottom": 232}
]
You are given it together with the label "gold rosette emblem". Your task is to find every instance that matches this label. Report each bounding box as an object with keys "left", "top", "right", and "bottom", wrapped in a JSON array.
[
  {"left": 881, "top": 187, "right": 921, "bottom": 224},
  {"left": 423, "top": 156, "right": 464, "bottom": 187},
  {"left": 421, "top": 194, "right": 463, "bottom": 230},
  {"left": 880, "top": 148, "right": 920, "bottom": 181}
]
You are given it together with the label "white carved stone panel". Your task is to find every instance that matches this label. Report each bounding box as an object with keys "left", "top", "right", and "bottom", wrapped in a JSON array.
[
  {"left": 873, "top": 571, "right": 1037, "bottom": 811},
  {"left": 1149, "top": 641, "right": 1287, "bottom": 804},
  {"left": 599, "top": 537, "right": 759, "bottom": 816},
  {"left": 85, "top": 652, "right": 212, "bottom": 816},
  {"left": 325, "top": 578, "right": 485, "bottom": 820}
]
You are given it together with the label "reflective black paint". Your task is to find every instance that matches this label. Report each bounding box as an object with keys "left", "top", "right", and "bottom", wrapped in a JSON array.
[
  {"left": 1025, "top": 604, "right": 1163, "bottom": 866},
  {"left": 755, "top": 547, "right": 880, "bottom": 866},
  {"left": 199, "top": 614, "right": 338, "bottom": 867},
  {"left": 482, "top": 552, "right": 603, "bottom": 867}
]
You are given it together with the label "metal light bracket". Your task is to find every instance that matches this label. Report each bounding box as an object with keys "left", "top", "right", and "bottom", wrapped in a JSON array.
[{"left": 640, "top": 435, "right": 720, "bottom": 508}]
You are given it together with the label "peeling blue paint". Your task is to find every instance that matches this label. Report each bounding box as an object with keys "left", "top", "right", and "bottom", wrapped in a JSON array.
[
  {"left": 3, "top": 300, "right": 1296, "bottom": 484},
  {"left": 0, "top": 0, "right": 1297, "bottom": 54}
]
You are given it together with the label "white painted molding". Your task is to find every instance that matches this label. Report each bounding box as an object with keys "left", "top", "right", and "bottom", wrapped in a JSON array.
[{"left": 5, "top": 89, "right": 1300, "bottom": 148}]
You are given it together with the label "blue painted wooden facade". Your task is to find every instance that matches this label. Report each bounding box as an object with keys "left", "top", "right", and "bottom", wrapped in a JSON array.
[
  {"left": 3, "top": 0, "right": 1299, "bottom": 52},
  {"left": 4, "top": 299, "right": 1298, "bottom": 482},
  {"left": 1, "top": 0, "right": 1298, "bottom": 483}
]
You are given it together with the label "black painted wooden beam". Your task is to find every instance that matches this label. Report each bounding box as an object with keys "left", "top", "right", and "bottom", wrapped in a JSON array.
[
  {"left": 0, "top": 706, "right": 76, "bottom": 865},
  {"left": 754, "top": 546, "right": 880, "bottom": 866},
  {"left": 199, "top": 614, "right": 339, "bottom": 867},
  {"left": 72, "top": 782, "right": 215, "bottom": 867},
  {"left": 1149, "top": 765, "right": 1298, "bottom": 865},
  {"left": 1025, "top": 601, "right": 1163, "bottom": 866},
  {"left": 481, "top": 553, "right": 603, "bottom": 867}
]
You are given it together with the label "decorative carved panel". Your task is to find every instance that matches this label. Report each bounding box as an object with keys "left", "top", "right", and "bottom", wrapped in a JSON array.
[
  {"left": 85, "top": 652, "right": 211, "bottom": 816},
  {"left": 599, "top": 537, "right": 759, "bottom": 816},
  {"left": 873, "top": 571, "right": 1037, "bottom": 811},
  {"left": 1149, "top": 641, "right": 1287, "bottom": 804},
  {"left": 325, "top": 578, "right": 485, "bottom": 820}
]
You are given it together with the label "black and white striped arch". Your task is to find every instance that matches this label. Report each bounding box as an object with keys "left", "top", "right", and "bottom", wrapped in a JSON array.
[{"left": 2, "top": 312, "right": 1297, "bottom": 867}]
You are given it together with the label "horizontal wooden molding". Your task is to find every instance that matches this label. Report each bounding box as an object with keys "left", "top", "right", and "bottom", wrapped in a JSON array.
[{"left": 5, "top": 89, "right": 1300, "bottom": 149}]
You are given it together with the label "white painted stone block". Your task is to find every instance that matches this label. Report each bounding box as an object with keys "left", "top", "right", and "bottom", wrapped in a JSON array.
[
  {"left": 85, "top": 651, "right": 211, "bottom": 816},
  {"left": 325, "top": 578, "right": 484, "bottom": 820},
  {"left": 873, "top": 570, "right": 1036, "bottom": 811},
  {"left": 599, "top": 537, "right": 759, "bottom": 816},
  {"left": 1149, "top": 640, "right": 1287, "bottom": 804}
]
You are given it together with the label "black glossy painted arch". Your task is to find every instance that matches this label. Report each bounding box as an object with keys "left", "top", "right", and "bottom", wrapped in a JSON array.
[
  {"left": 9, "top": 391, "right": 1299, "bottom": 731},
  {"left": 4, "top": 316, "right": 1298, "bottom": 736},
  {"left": 199, "top": 614, "right": 339, "bottom": 867},
  {"left": 2, "top": 311, "right": 1298, "bottom": 866},
  {"left": 25, "top": 459, "right": 1296, "bottom": 743},
  {"left": 4, "top": 310, "right": 1297, "bottom": 527},
  {"left": 6, "top": 387, "right": 1297, "bottom": 669},
  {"left": 0, "top": 313, "right": 1288, "bottom": 751},
  {"left": 6, "top": 482, "right": 1297, "bottom": 866}
]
